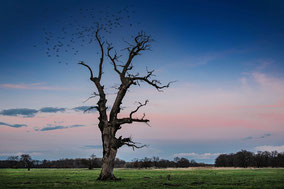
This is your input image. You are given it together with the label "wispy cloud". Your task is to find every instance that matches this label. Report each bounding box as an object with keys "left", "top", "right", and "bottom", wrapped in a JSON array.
[
  {"left": 256, "top": 59, "right": 273, "bottom": 70},
  {"left": 0, "top": 107, "right": 66, "bottom": 117},
  {"left": 177, "top": 48, "right": 250, "bottom": 68},
  {"left": 242, "top": 133, "right": 272, "bottom": 140},
  {"left": 254, "top": 145, "right": 284, "bottom": 152},
  {"left": 38, "top": 124, "right": 86, "bottom": 131},
  {"left": 259, "top": 133, "right": 271, "bottom": 139},
  {"left": 0, "top": 105, "right": 97, "bottom": 117},
  {"left": 39, "top": 126, "right": 66, "bottom": 131},
  {"left": 243, "top": 136, "right": 253, "bottom": 140},
  {"left": 39, "top": 107, "right": 66, "bottom": 113},
  {"left": 69, "top": 124, "right": 86, "bottom": 128},
  {"left": 0, "top": 121, "right": 27, "bottom": 128},
  {"left": 0, "top": 108, "right": 38, "bottom": 117},
  {"left": 250, "top": 72, "right": 284, "bottom": 92},
  {"left": 72, "top": 106, "right": 97, "bottom": 112},
  {"left": 173, "top": 152, "right": 220, "bottom": 160},
  {"left": 0, "top": 83, "right": 67, "bottom": 90}
]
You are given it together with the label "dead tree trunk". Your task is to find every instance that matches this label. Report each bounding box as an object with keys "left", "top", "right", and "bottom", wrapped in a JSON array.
[
  {"left": 79, "top": 29, "right": 172, "bottom": 180},
  {"left": 98, "top": 127, "right": 118, "bottom": 180}
]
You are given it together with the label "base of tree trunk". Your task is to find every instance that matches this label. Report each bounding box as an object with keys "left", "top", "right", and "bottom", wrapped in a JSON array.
[{"left": 97, "top": 174, "right": 121, "bottom": 181}]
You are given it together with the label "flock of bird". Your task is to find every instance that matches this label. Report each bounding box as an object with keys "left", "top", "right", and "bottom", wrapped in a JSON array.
[{"left": 34, "top": 6, "right": 140, "bottom": 65}]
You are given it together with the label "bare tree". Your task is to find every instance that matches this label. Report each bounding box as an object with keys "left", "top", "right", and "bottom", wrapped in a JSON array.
[
  {"left": 78, "top": 29, "right": 171, "bottom": 180},
  {"left": 20, "top": 154, "right": 33, "bottom": 171},
  {"left": 40, "top": 7, "right": 172, "bottom": 180},
  {"left": 85, "top": 154, "right": 99, "bottom": 169}
]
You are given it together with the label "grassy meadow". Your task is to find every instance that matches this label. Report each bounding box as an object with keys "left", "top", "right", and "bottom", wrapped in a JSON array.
[{"left": 0, "top": 168, "right": 284, "bottom": 188}]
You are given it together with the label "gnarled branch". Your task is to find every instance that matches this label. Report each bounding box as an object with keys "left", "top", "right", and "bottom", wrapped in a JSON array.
[
  {"left": 83, "top": 92, "right": 99, "bottom": 103},
  {"left": 116, "top": 100, "right": 149, "bottom": 125},
  {"left": 117, "top": 117, "right": 150, "bottom": 125},
  {"left": 95, "top": 28, "right": 105, "bottom": 81},
  {"left": 128, "top": 68, "right": 175, "bottom": 91},
  {"left": 116, "top": 136, "right": 147, "bottom": 150},
  {"left": 78, "top": 61, "right": 94, "bottom": 79},
  {"left": 132, "top": 76, "right": 174, "bottom": 91},
  {"left": 121, "top": 31, "right": 153, "bottom": 77},
  {"left": 106, "top": 43, "right": 121, "bottom": 75},
  {"left": 130, "top": 100, "right": 148, "bottom": 119},
  {"left": 84, "top": 106, "right": 98, "bottom": 113}
]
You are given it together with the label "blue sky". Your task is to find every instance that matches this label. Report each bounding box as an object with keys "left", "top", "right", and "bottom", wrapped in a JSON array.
[{"left": 0, "top": 0, "right": 284, "bottom": 163}]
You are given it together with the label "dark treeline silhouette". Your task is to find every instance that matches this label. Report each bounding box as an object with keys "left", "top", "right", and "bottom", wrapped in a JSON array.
[
  {"left": 3, "top": 150, "right": 283, "bottom": 169},
  {"left": 215, "top": 150, "right": 284, "bottom": 167},
  {"left": 0, "top": 154, "right": 125, "bottom": 169},
  {"left": 0, "top": 155, "right": 210, "bottom": 169},
  {"left": 125, "top": 157, "right": 210, "bottom": 168}
]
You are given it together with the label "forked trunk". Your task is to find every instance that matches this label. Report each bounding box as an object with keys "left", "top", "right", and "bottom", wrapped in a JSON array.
[{"left": 98, "top": 126, "right": 118, "bottom": 180}]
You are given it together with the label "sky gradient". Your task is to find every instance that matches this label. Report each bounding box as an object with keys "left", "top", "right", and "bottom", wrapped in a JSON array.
[{"left": 1, "top": 0, "right": 284, "bottom": 163}]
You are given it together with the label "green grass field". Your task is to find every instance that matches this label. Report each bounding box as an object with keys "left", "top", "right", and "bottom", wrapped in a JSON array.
[{"left": 1, "top": 168, "right": 284, "bottom": 188}]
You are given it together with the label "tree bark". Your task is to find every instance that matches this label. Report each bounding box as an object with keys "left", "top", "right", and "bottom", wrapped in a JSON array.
[{"left": 97, "top": 126, "right": 118, "bottom": 180}]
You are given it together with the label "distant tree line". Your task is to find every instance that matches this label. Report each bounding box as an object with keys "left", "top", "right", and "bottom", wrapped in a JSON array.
[
  {"left": 215, "top": 150, "right": 284, "bottom": 167},
  {"left": 125, "top": 157, "right": 210, "bottom": 168},
  {"left": 0, "top": 154, "right": 210, "bottom": 169},
  {"left": 2, "top": 150, "right": 282, "bottom": 169},
  {"left": 0, "top": 154, "right": 125, "bottom": 169}
]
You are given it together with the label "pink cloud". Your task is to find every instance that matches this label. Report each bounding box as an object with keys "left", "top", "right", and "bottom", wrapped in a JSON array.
[
  {"left": 257, "top": 112, "right": 284, "bottom": 121},
  {"left": 250, "top": 72, "right": 284, "bottom": 92}
]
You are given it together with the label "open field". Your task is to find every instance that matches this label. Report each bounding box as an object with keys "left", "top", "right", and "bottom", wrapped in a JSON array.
[{"left": 1, "top": 168, "right": 284, "bottom": 188}]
